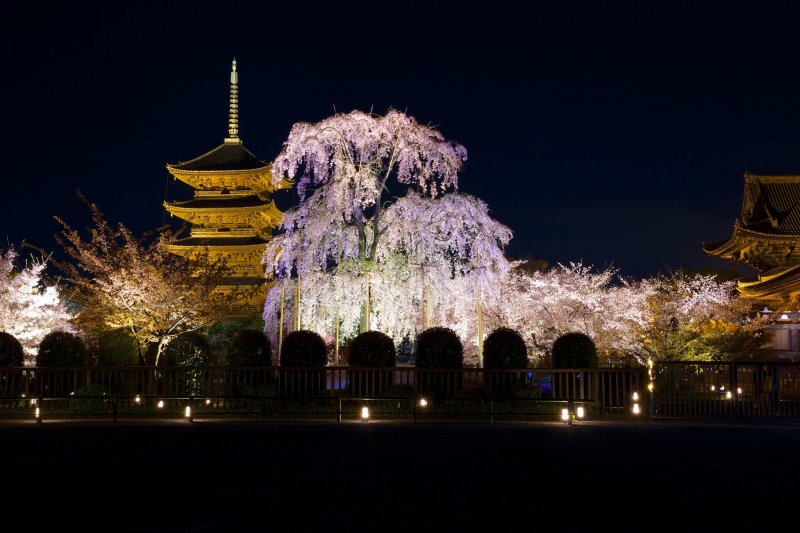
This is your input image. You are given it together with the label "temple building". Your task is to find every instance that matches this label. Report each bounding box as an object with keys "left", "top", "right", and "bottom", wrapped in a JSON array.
[
  {"left": 704, "top": 172, "right": 800, "bottom": 358},
  {"left": 164, "top": 59, "right": 290, "bottom": 312}
]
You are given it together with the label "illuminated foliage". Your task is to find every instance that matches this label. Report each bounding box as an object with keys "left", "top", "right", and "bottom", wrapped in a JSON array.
[
  {"left": 634, "top": 272, "right": 772, "bottom": 362},
  {"left": 265, "top": 110, "right": 513, "bottom": 363},
  {"left": 497, "top": 263, "right": 647, "bottom": 366},
  {"left": 53, "top": 195, "right": 248, "bottom": 365},
  {"left": 0, "top": 247, "right": 75, "bottom": 364}
]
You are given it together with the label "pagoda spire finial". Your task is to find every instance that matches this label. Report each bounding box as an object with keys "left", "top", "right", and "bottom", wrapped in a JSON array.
[{"left": 225, "top": 57, "right": 240, "bottom": 144}]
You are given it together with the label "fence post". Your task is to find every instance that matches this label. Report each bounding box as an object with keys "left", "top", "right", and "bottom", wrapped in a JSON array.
[{"left": 337, "top": 398, "right": 342, "bottom": 422}]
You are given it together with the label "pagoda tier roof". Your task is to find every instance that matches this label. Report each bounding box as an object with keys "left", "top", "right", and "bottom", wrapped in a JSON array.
[
  {"left": 167, "top": 141, "right": 268, "bottom": 172},
  {"left": 737, "top": 263, "right": 800, "bottom": 301},
  {"left": 704, "top": 222, "right": 797, "bottom": 257},
  {"left": 165, "top": 195, "right": 272, "bottom": 210},
  {"left": 739, "top": 173, "right": 800, "bottom": 235},
  {"left": 168, "top": 236, "right": 268, "bottom": 248}
]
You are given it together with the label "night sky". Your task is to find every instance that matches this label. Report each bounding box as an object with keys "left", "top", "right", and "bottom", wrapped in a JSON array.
[{"left": 3, "top": 2, "right": 800, "bottom": 280}]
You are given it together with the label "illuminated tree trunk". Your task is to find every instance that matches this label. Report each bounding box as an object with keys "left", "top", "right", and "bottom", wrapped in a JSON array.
[
  {"left": 294, "top": 273, "right": 301, "bottom": 331},
  {"left": 359, "top": 272, "right": 371, "bottom": 333},
  {"left": 278, "top": 285, "right": 285, "bottom": 358},
  {"left": 477, "top": 297, "right": 484, "bottom": 367},
  {"left": 335, "top": 316, "right": 340, "bottom": 365}
]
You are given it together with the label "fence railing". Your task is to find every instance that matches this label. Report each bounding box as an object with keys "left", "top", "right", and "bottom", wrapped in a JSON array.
[
  {"left": 653, "top": 361, "right": 800, "bottom": 417},
  {"left": 2, "top": 362, "right": 798, "bottom": 421}
]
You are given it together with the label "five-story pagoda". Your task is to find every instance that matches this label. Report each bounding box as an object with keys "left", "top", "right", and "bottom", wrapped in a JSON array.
[{"left": 164, "top": 59, "right": 289, "bottom": 312}]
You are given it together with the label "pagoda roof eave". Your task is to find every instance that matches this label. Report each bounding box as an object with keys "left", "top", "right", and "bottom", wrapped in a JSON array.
[
  {"left": 163, "top": 198, "right": 280, "bottom": 213},
  {"left": 166, "top": 236, "right": 269, "bottom": 249},
  {"left": 737, "top": 262, "right": 800, "bottom": 301},
  {"left": 704, "top": 220, "right": 800, "bottom": 259},
  {"left": 167, "top": 141, "right": 268, "bottom": 172}
]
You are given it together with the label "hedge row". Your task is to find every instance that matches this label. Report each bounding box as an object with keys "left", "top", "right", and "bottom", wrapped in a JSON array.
[{"left": 0, "top": 327, "right": 598, "bottom": 369}]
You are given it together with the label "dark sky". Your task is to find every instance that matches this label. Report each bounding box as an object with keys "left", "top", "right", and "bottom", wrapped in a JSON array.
[{"left": 2, "top": 2, "right": 800, "bottom": 280}]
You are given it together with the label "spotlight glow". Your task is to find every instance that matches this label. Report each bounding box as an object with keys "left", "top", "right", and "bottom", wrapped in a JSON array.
[
  {"left": 361, "top": 406, "right": 369, "bottom": 420},
  {"left": 134, "top": 395, "right": 141, "bottom": 404},
  {"left": 185, "top": 406, "right": 192, "bottom": 418},
  {"left": 157, "top": 400, "right": 164, "bottom": 408},
  {"left": 561, "top": 408, "right": 570, "bottom": 421},
  {"left": 632, "top": 392, "right": 639, "bottom": 401},
  {"left": 632, "top": 403, "right": 640, "bottom": 415},
  {"left": 419, "top": 398, "right": 427, "bottom": 407},
  {"left": 576, "top": 406, "right": 585, "bottom": 419}
]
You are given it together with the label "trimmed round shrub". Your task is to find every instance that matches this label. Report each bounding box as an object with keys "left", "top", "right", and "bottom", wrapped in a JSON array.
[
  {"left": 36, "top": 331, "right": 88, "bottom": 367},
  {"left": 280, "top": 330, "right": 327, "bottom": 367},
  {"left": 415, "top": 327, "right": 464, "bottom": 369},
  {"left": 96, "top": 329, "right": 139, "bottom": 366},
  {"left": 552, "top": 332, "right": 598, "bottom": 368},
  {"left": 227, "top": 328, "right": 272, "bottom": 367},
  {"left": 0, "top": 332, "right": 24, "bottom": 367},
  {"left": 414, "top": 327, "right": 463, "bottom": 397},
  {"left": 348, "top": 331, "right": 396, "bottom": 397},
  {"left": 349, "top": 331, "right": 396, "bottom": 367},
  {"left": 279, "top": 330, "right": 327, "bottom": 397},
  {"left": 161, "top": 332, "right": 211, "bottom": 367},
  {"left": 482, "top": 327, "right": 528, "bottom": 396},
  {"left": 483, "top": 328, "right": 528, "bottom": 369},
  {"left": 161, "top": 332, "right": 211, "bottom": 397}
]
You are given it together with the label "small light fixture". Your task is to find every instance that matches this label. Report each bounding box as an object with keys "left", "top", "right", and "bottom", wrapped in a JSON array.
[
  {"left": 419, "top": 398, "right": 427, "bottom": 408},
  {"left": 185, "top": 406, "right": 192, "bottom": 418},
  {"left": 632, "top": 392, "right": 639, "bottom": 401},
  {"left": 632, "top": 403, "right": 640, "bottom": 415},
  {"left": 737, "top": 387, "right": 742, "bottom": 395},
  {"left": 157, "top": 400, "right": 164, "bottom": 409},
  {"left": 576, "top": 406, "right": 585, "bottom": 419},
  {"left": 361, "top": 406, "right": 370, "bottom": 421},
  {"left": 134, "top": 395, "right": 141, "bottom": 404},
  {"left": 710, "top": 385, "right": 716, "bottom": 391},
  {"left": 561, "top": 408, "right": 570, "bottom": 422},
  {"left": 34, "top": 407, "right": 40, "bottom": 421},
  {"left": 726, "top": 391, "right": 732, "bottom": 399},
  {"left": 780, "top": 312, "right": 791, "bottom": 321},
  {"left": 69, "top": 391, "right": 74, "bottom": 396},
  {"left": 205, "top": 399, "right": 211, "bottom": 405}
]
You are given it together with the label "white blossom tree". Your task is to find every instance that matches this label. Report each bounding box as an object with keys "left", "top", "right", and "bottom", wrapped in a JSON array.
[
  {"left": 634, "top": 272, "right": 772, "bottom": 362},
  {"left": 263, "top": 191, "right": 515, "bottom": 365},
  {"left": 497, "top": 263, "right": 647, "bottom": 366},
  {"left": 54, "top": 195, "right": 249, "bottom": 365},
  {"left": 0, "top": 247, "right": 75, "bottom": 364},
  {"left": 265, "top": 109, "right": 468, "bottom": 329}
]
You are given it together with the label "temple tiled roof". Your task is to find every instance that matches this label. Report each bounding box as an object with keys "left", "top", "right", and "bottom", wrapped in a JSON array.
[
  {"left": 168, "top": 142, "right": 268, "bottom": 172},
  {"left": 740, "top": 173, "right": 800, "bottom": 235},
  {"left": 166, "top": 195, "right": 269, "bottom": 209},
  {"left": 168, "top": 236, "right": 268, "bottom": 247},
  {"left": 737, "top": 263, "right": 800, "bottom": 301}
]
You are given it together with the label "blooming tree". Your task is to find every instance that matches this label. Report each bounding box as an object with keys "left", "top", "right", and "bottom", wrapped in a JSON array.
[
  {"left": 265, "top": 109, "right": 468, "bottom": 331},
  {"left": 263, "top": 191, "right": 515, "bottom": 364},
  {"left": 54, "top": 195, "right": 249, "bottom": 365},
  {"left": 0, "top": 247, "right": 75, "bottom": 364},
  {"left": 497, "top": 263, "right": 648, "bottom": 366},
  {"left": 635, "top": 272, "right": 772, "bottom": 362}
]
